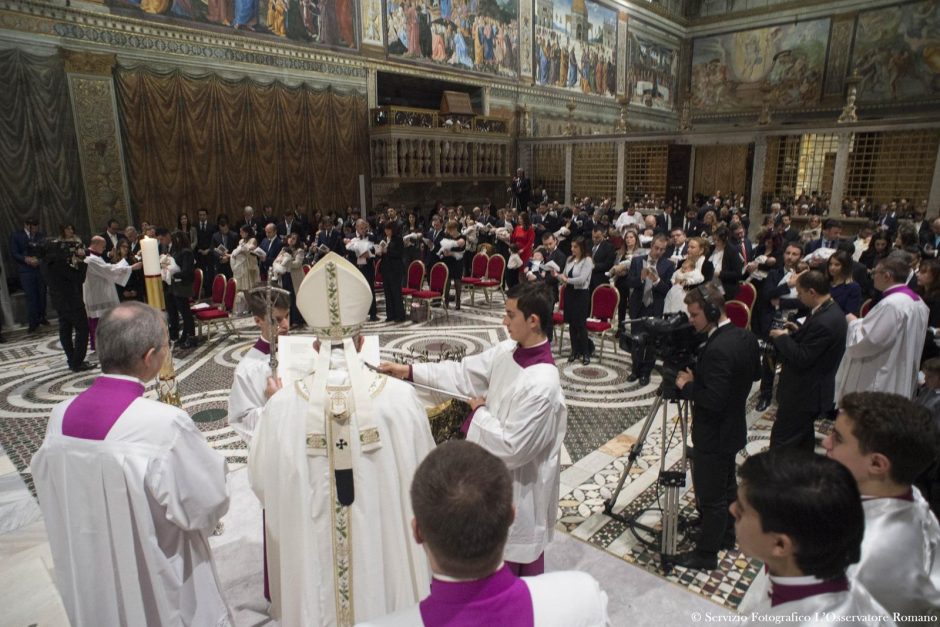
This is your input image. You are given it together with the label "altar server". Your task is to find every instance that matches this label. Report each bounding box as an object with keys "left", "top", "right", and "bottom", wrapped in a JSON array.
[
  {"left": 31, "top": 301, "right": 230, "bottom": 627},
  {"left": 249, "top": 253, "right": 435, "bottom": 626},
  {"left": 83, "top": 234, "right": 140, "bottom": 350},
  {"left": 835, "top": 255, "right": 929, "bottom": 401},
  {"left": 380, "top": 281, "right": 567, "bottom": 576},
  {"left": 823, "top": 392, "right": 940, "bottom": 615},
  {"left": 360, "top": 441, "right": 608, "bottom": 627},
  {"left": 732, "top": 449, "right": 893, "bottom": 626},
  {"left": 227, "top": 287, "right": 290, "bottom": 444}
]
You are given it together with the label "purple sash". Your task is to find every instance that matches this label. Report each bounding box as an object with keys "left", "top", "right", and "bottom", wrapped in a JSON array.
[
  {"left": 882, "top": 284, "right": 921, "bottom": 301},
  {"left": 419, "top": 565, "right": 534, "bottom": 627},
  {"left": 62, "top": 377, "right": 145, "bottom": 441},
  {"left": 512, "top": 341, "right": 555, "bottom": 368},
  {"left": 770, "top": 576, "right": 849, "bottom": 607}
]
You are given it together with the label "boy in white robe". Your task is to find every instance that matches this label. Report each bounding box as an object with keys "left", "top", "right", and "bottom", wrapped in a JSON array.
[
  {"left": 731, "top": 449, "right": 893, "bottom": 627},
  {"left": 823, "top": 392, "right": 940, "bottom": 616},
  {"left": 83, "top": 235, "right": 141, "bottom": 350},
  {"left": 249, "top": 253, "right": 435, "bottom": 626},
  {"left": 227, "top": 287, "right": 290, "bottom": 445},
  {"left": 31, "top": 301, "right": 230, "bottom": 627},
  {"left": 835, "top": 255, "right": 929, "bottom": 401},
  {"left": 360, "top": 441, "right": 608, "bottom": 627},
  {"left": 381, "top": 282, "right": 566, "bottom": 575}
]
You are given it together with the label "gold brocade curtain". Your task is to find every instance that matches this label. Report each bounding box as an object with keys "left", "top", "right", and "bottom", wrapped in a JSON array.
[{"left": 114, "top": 66, "right": 368, "bottom": 227}]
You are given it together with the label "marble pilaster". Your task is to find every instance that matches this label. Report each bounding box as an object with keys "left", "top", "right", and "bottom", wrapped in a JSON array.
[
  {"left": 616, "top": 141, "right": 625, "bottom": 207},
  {"left": 830, "top": 132, "right": 852, "bottom": 209},
  {"left": 748, "top": 136, "right": 767, "bottom": 222}
]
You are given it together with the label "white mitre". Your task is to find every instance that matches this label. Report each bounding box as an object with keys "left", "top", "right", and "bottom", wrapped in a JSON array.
[{"left": 297, "top": 252, "right": 371, "bottom": 340}]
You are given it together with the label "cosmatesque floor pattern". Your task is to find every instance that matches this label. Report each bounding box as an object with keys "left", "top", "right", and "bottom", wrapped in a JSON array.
[{"left": 0, "top": 291, "right": 825, "bottom": 621}]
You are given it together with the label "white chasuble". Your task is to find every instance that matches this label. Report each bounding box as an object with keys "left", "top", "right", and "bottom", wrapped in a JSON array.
[
  {"left": 835, "top": 287, "right": 929, "bottom": 401},
  {"left": 249, "top": 343, "right": 434, "bottom": 626},
  {"left": 411, "top": 340, "right": 567, "bottom": 564},
  {"left": 848, "top": 488, "right": 940, "bottom": 615},
  {"left": 745, "top": 576, "right": 895, "bottom": 626},
  {"left": 83, "top": 254, "right": 133, "bottom": 318}
]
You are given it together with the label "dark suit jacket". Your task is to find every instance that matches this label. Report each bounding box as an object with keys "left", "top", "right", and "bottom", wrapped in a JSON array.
[
  {"left": 167, "top": 248, "right": 195, "bottom": 299},
  {"left": 772, "top": 298, "right": 847, "bottom": 414},
  {"left": 682, "top": 323, "right": 761, "bottom": 454},
  {"left": 656, "top": 212, "right": 677, "bottom": 233},
  {"left": 804, "top": 237, "right": 844, "bottom": 256},
  {"left": 11, "top": 229, "right": 44, "bottom": 273},
  {"left": 260, "top": 236, "right": 283, "bottom": 274},
  {"left": 780, "top": 227, "right": 801, "bottom": 243},
  {"left": 626, "top": 255, "right": 675, "bottom": 319},
  {"left": 717, "top": 246, "right": 744, "bottom": 300},
  {"left": 195, "top": 223, "right": 217, "bottom": 252},
  {"left": 100, "top": 231, "right": 126, "bottom": 255},
  {"left": 589, "top": 240, "right": 616, "bottom": 291}
]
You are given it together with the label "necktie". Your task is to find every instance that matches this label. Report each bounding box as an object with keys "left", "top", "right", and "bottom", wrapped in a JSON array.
[
  {"left": 741, "top": 242, "right": 747, "bottom": 262},
  {"left": 643, "top": 262, "right": 654, "bottom": 307}
]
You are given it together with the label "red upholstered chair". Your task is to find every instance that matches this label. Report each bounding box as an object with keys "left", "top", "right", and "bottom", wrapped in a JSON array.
[
  {"left": 192, "top": 274, "right": 226, "bottom": 316},
  {"left": 195, "top": 277, "right": 238, "bottom": 340},
  {"left": 860, "top": 298, "right": 873, "bottom": 317},
  {"left": 401, "top": 260, "right": 425, "bottom": 304},
  {"left": 736, "top": 282, "right": 756, "bottom": 310},
  {"left": 190, "top": 268, "right": 203, "bottom": 303},
  {"left": 461, "top": 252, "right": 489, "bottom": 305},
  {"left": 553, "top": 285, "right": 567, "bottom": 351},
  {"left": 477, "top": 254, "right": 506, "bottom": 304},
  {"left": 586, "top": 285, "right": 620, "bottom": 361},
  {"left": 413, "top": 262, "right": 449, "bottom": 321},
  {"left": 373, "top": 259, "right": 383, "bottom": 292},
  {"left": 725, "top": 300, "right": 751, "bottom": 329}
]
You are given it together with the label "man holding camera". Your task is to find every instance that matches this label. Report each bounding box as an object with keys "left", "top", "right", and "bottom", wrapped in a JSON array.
[
  {"left": 768, "top": 270, "right": 847, "bottom": 451},
  {"left": 674, "top": 286, "right": 760, "bottom": 570}
]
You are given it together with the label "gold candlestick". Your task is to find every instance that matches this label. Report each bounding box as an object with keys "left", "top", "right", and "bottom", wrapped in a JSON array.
[{"left": 144, "top": 272, "right": 181, "bottom": 407}]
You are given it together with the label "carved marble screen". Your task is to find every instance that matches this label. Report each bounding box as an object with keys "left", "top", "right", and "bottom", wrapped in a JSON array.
[
  {"left": 851, "top": 0, "right": 940, "bottom": 104},
  {"left": 625, "top": 20, "right": 679, "bottom": 111},
  {"left": 533, "top": 0, "right": 618, "bottom": 97},
  {"left": 690, "top": 18, "right": 830, "bottom": 112},
  {"left": 385, "top": 0, "right": 519, "bottom": 78},
  {"left": 107, "top": 0, "right": 358, "bottom": 49}
]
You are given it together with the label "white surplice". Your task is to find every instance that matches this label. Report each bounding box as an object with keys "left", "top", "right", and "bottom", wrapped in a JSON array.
[
  {"left": 358, "top": 570, "right": 610, "bottom": 627},
  {"left": 248, "top": 346, "right": 434, "bottom": 626},
  {"left": 848, "top": 487, "right": 940, "bottom": 615},
  {"left": 31, "top": 379, "right": 231, "bottom": 627},
  {"left": 745, "top": 576, "right": 895, "bottom": 627},
  {"left": 83, "top": 254, "right": 133, "bottom": 318},
  {"left": 411, "top": 340, "right": 567, "bottom": 564},
  {"left": 227, "top": 340, "right": 270, "bottom": 445},
  {"left": 834, "top": 289, "right": 929, "bottom": 401}
]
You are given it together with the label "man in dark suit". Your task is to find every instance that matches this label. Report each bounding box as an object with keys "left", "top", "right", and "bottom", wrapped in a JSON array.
[
  {"left": 100, "top": 218, "right": 126, "bottom": 255},
  {"left": 240, "top": 206, "right": 263, "bottom": 238},
  {"left": 875, "top": 203, "right": 899, "bottom": 239},
  {"left": 10, "top": 217, "right": 48, "bottom": 332},
  {"left": 674, "top": 285, "right": 760, "bottom": 570},
  {"left": 769, "top": 270, "right": 847, "bottom": 451},
  {"left": 778, "top": 214, "right": 801, "bottom": 243},
  {"left": 804, "top": 218, "right": 844, "bottom": 257},
  {"left": 683, "top": 208, "right": 704, "bottom": 238},
  {"left": 655, "top": 205, "right": 677, "bottom": 234},
  {"left": 570, "top": 205, "right": 594, "bottom": 241},
  {"left": 259, "top": 223, "right": 283, "bottom": 280},
  {"left": 194, "top": 209, "right": 216, "bottom": 296},
  {"left": 731, "top": 223, "right": 754, "bottom": 266},
  {"left": 665, "top": 227, "right": 688, "bottom": 262},
  {"left": 589, "top": 226, "right": 615, "bottom": 292},
  {"left": 424, "top": 215, "right": 446, "bottom": 270},
  {"left": 41, "top": 235, "right": 91, "bottom": 371},
  {"left": 626, "top": 234, "right": 675, "bottom": 386},
  {"left": 510, "top": 168, "right": 531, "bottom": 210},
  {"left": 211, "top": 217, "right": 239, "bottom": 279}
]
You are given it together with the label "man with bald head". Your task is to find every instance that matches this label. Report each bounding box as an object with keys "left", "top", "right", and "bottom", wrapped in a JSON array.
[
  {"left": 83, "top": 235, "right": 141, "bottom": 351},
  {"left": 32, "top": 301, "right": 230, "bottom": 626}
]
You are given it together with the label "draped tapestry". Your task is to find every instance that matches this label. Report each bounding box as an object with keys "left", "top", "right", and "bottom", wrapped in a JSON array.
[
  {"left": 0, "top": 49, "right": 89, "bottom": 249},
  {"left": 114, "top": 66, "right": 369, "bottom": 227}
]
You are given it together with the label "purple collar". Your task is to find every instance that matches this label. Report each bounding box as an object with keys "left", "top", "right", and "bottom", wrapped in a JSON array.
[
  {"left": 882, "top": 284, "right": 921, "bottom": 301},
  {"left": 253, "top": 338, "right": 271, "bottom": 355},
  {"left": 770, "top": 576, "right": 849, "bottom": 607},
  {"left": 419, "top": 565, "right": 533, "bottom": 627},
  {"left": 513, "top": 340, "right": 555, "bottom": 368},
  {"left": 62, "top": 376, "right": 146, "bottom": 441}
]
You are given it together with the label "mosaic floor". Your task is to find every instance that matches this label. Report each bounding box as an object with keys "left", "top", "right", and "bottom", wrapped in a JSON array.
[{"left": 0, "top": 290, "right": 832, "bottom": 620}]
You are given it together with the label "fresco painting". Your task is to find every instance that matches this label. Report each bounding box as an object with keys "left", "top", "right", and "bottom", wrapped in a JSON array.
[
  {"left": 385, "top": 0, "right": 519, "bottom": 78},
  {"left": 109, "top": 0, "right": 358, "bottom": 49},
  {"left": 533, "top": 0, "right": 618, "bottom": 97},
  {"left": 852, "top": 0, "right": 940, "bottom": 102},
  {"left": 690, "top": 18, "right": 830, "bottom": 112},
  {"left": 626, "top": 29, "right": 679, "bottom": 111}
]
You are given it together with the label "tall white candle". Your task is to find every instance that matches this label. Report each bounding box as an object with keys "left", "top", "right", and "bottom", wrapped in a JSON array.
[{"left": 140, "top": 237, "right": 161, "bottom": 276}]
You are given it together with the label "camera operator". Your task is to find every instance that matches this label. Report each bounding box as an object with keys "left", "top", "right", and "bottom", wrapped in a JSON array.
[
  {"left": 767, "top": 270, "right": 847, "bottom": 451},
  {"left": 674, "top": 285, "right": 760, "bottom": 570},
  {"left": 40, "top": 234, "right": 94, "bottom": 372},
  {"left": 626, "top": 234, "right": 675, "bottom": 386},
  {"left": 510, "top": 168, "right": 531, "bottom": 210}
]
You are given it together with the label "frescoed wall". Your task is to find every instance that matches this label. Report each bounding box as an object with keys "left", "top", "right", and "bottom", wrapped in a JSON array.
[
  {"left": 852, "top": 0, "right": 940, "bottom": 103},
  {"left": 107, "top": 0, "right": 358, "bottom": 49},
  {"left": 625, "top": 21, "right": 679, "bottom": 111},
  {"left": 362, "top": 0, "right": 384, "bottom": 46},
  {"left": 385, "top": 0, "right": 519, "bottom": 78},
  {"left": 532, "top": 0, "right": 618, "bottom": 97},
  {"left": 690, "top": 18, "right": 830, "bottom": 112}
]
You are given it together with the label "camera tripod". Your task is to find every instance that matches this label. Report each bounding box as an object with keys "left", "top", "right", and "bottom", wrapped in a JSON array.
[{"left": 603, "top": 385, "right": 692, "bottom": 575}]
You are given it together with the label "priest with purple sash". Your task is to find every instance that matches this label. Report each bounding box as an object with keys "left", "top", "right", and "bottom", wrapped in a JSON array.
[
  {"left": 31, "top": 301, "right": 231, "bottom": 627},
  {"left": 380, "top": 282, "right": 567, "bottom": 577},
  {"left": 732, "top": 450, "right": 893, "bottom": 626},
  {"left": 359, "top": 441, "right": 608, "bottom": 627},
  {"left": 835, "top": 256, "right": 929, "bottom": 401}
]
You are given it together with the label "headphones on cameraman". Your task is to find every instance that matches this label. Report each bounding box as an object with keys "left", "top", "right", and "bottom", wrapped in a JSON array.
[{"left": 697, "top": 284, "right": 721, "bottom": 323}]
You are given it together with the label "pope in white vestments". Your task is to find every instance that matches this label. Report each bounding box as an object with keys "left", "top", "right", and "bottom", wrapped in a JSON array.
[
  {"left": 848, "top": 487, "right": 940, "bottom": 615},
  {"left": 31, "top": 302, "right": 230, "bottom": 627},
  {"left": 835, "top": 280, "right": 929, "bottom": 402},
  {"left": 248, "top": 253, "right": 434, "bottom": 627}
]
